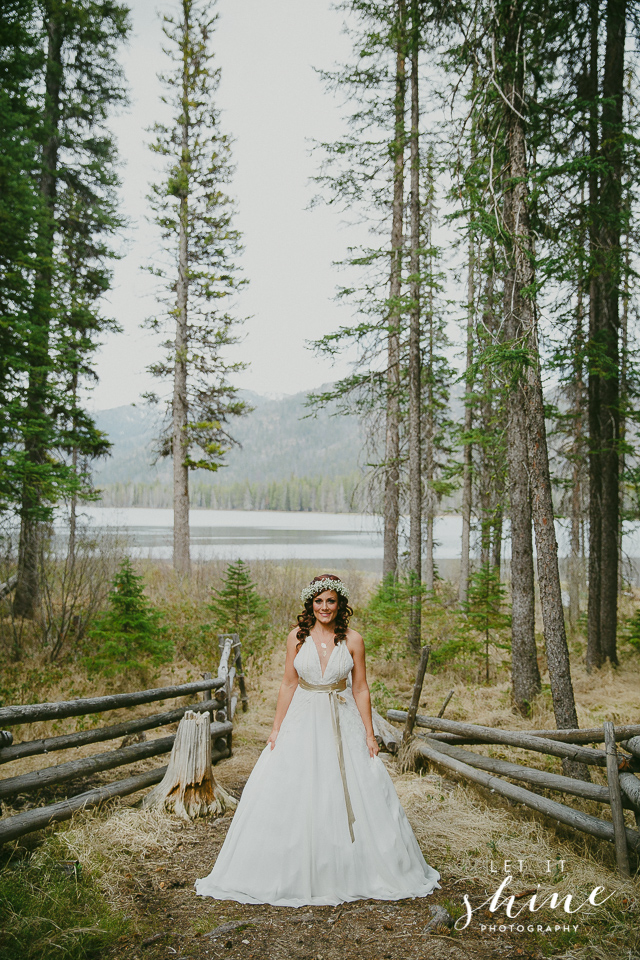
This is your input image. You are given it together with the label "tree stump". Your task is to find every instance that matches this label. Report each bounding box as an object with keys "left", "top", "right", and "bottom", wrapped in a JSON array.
[{"left": 143, "top": 711, "right": 236, "bottom": 820}]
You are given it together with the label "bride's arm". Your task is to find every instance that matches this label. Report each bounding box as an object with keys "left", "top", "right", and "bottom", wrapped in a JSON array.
[
  {"left": 267, "top": 630, "right": 300, "bottom": 750},
  {"left": 348, "top": 631, "right": 379, "bottom": 758}
]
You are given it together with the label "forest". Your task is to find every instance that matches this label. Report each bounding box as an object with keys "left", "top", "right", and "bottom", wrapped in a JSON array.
[{"left": 1, "top": 0, "right": 640, "bottom": 958}]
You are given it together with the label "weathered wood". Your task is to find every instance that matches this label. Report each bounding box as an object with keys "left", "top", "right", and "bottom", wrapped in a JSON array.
[
  {"left": 389, "top": 713, "right": 640, "bottom": 745},
  {"left": 217, "top": 635, "right": 233, "bottom": 678},
  {"left": 620, "top": 736, "right": 640, "bottom": 759},
  {"left": 0, "top": 721, "right": 232, "bottom": 799},
  {"left": 0, "top": 699, "right": 222, "bottom": 766},
  {"left": 604, "top": 722, "right": 631, "bottom": 877},
  {"left": 371, "top": 708, "right": 401, "bottom": 753},
  {"left": 386, "top": 711, "right": 637, "bottom": 769},
  {"left": 143, "top": 711, "right": 237, "bottom": 820},
  {"left": 619, "top": 772, "right": 640, "bottom": 811},
  {"left": 416, "top": 736, "right": 633, "bottom": 807},
  {"left": 412, "top": 738, "right": 640, "bottom": 853},
  {"left": 620, "top": 772, "right": 640, "bottom": 829},
  {"left": 230, "top": 695, "right": 238, "bottom": 720},
  {"left": 404, "top": 645, "right": 431, "bottom": 741},
  {"left": 437, "top": 690, "right": 454, "bottom": 719},
  {"left": 0, "top": 767, "right": 167, "bottom": 845},
  {"left": 232, "top": 637, "right": 249, "bottom": 712},
  {"left": 0, "top": 573, "right": 17, "bottom": 600},
  {"left": 0, "top": 678, "right": 225, "bottom": 727},
  {"left": 0, "top": 742, "right": 232, "bottom": 846},
  {"left": 201, "top": 672, "right": 213, "bottom": 713}
]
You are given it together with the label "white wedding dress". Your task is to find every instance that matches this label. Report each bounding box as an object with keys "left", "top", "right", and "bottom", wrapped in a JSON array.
[{"left": 195, "top": 637, "right": 440, "bottom": 906}]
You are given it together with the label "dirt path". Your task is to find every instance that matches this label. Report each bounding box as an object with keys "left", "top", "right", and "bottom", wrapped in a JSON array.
[{"left": 108, "top": 808, "right": 544, "bottom": 960}]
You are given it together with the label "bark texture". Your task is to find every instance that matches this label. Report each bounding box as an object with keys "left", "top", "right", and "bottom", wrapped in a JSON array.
[
  {"left": 407, "top": 2, "right": 422, "bottom": 653},
  {"left": 503, "top": 189, "right": 540, "bottom": 713},
  {"left": 597, "top": 0, "right": 625, "bottom": 664},
  {"left": 502, "top": 38, "right": 583, "bottom": 766},
  {"left": 383, "top": 0, "right": 406, "bottom": 581},
  {"left": 13, "top": 6, "right": 62, "bottom": 618},
  {"left": 172, "top": 21, "right": 191, "bottom": 576},
  {"left": 459, "top": 234, "right": 474, "bottom": 606}
]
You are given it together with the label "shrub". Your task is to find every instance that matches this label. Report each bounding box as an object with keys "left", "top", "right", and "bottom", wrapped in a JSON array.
[
  {"left": 82, "top": 558, "right": 173, "bottom": 678},
  {"left": 460, "top": 563, "right": 511, "bottom": 681},
  {"left": 206, "top": 559, "right": 270, "bottom": 660}
]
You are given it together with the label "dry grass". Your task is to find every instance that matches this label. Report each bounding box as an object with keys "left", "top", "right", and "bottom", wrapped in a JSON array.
[{"left": 3, "top": 562, "right": 640, "bottom": 960}]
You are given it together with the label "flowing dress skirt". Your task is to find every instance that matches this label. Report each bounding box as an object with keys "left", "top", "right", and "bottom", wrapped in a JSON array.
[{"left": 195, "top": 639, "right": 440, "bottom": 907}]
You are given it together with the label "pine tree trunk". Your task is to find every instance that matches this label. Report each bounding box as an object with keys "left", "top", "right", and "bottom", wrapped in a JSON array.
[
  {"left": 383, "top": 0, "right": 405, "bottom": 581},
  {"left": 504, "top": 63, "right": 582, "bottom": 750},
  {"left": 504, "top": 340, "right": 539, "bottom": 712},
  {"left": 407, "top": 3, "right": 422, "bottom": 653},
  {"left": 586, "top": 0, "right": 603, "bottom": 671},
  {"left": 173, "top": 33, "right": 191, "bottom": 577},
  {"left": 13, "top": 5, "right": 62, "bottom": 620},
  {"left": 618, "top": 232, "right": 629, "bottom": 593},
  {"left": 598, "top": 0, "right": 625, "bottom": 665},
  {"left": 424, "top": 256, "right": 435, "bottom": 593},
  {"left": 459, "top": 233, "right": 474, "bottom": 606},
  {"left": 569, "top": 262, "right": 585, "bottom": 629},
  {"left": 503, "top": 202, "right": 540, "bottom": 713}
]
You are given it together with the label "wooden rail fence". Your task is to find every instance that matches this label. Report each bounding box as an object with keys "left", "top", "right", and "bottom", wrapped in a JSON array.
[
  {"left": 389, "top": 706, "right": 640, "bottom": 877},
  {"left": 0, "top": 634, "right": 247, "bottom": 845}
]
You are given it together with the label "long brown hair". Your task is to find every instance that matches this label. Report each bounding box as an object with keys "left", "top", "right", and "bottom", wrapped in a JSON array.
[{"left": 295, "top": 574, "right": 353, "bottom": 652}]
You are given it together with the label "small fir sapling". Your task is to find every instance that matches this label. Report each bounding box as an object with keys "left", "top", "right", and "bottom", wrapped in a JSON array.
[
  {"left": 83, "top": 558, "right": 173, "bottom": 677},
  {"left": 206, "top": 559, "right": 269, "bottom": 658},
  {"left": 462, "top": 563, "right": 511, "bottom": 682}
]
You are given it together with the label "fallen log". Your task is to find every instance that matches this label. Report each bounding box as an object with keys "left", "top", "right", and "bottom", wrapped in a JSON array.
[
  {"left": 412, "top": 739, "right": 640, "bottom": 855},
  {"left": 415, "top": 736, "right": 634, "bottom": 808},
  {"left": 619, "top": 772, "right": 640, "bottom": 812},
  {"left": 0, "top": 678, "right": 225, "bottom": 727},
  {"left": 143, "top": 711, "right": 236, "bottom": 819},
  {"left": 0, "top": 574, "right": 17, "bottom": 600},
  {"left": 386, "top": 711, "right": 638, "bottom": 770},
  {"left": 371, "top": 709, "right": 401, "bottom": 753},
  {"left": 0, "top": 721, "right": 232, "bottom": 799},
  {"left": 0, "top": 699, "right": 224, "bottom": 766},
  {"left": 620, "top": 736, "right": 640, "bottom": 760},
  {"left": 0, "top": 743, "right": 231, "bottom": 846},
  {"left": 388, "top": 713, "right": 640, "bottom": 745}
]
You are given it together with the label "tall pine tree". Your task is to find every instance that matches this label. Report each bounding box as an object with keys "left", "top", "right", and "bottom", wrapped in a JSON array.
[{"left": 146, "top": 0, "right": 247, "bottom": 576}]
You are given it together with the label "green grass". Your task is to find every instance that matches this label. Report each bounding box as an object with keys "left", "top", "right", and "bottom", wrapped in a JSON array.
[{"left": 0, "top": 847, "right": 130, "bottom": 960}]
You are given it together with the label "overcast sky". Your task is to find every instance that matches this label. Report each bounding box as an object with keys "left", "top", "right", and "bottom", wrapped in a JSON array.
[{"left": 93, "top": 0, "right": 361, "bottom": 410}]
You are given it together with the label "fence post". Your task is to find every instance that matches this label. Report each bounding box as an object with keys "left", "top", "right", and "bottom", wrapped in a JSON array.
[
  {"left": 403, "top": 645, "right": 431, "bottom": 741},
  {"left": 217, "top": 635, "right": 234, "bottom": 756},
  {"left": 232, "top": 634, "right": 248, "bottom": 713},
  {"left": 604, "top": 721, "right": 631, "bottom": 877},
  {"left": 201, "top": 672, "right": 213, "bottom": 721}
]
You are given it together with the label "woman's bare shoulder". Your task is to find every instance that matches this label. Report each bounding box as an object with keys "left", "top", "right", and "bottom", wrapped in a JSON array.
[
  {"left": 286, "top": 627, "right": 300, "bottom": 647},
  {"left": 346, "top": 628, "right": 364, "bottom": 651}
]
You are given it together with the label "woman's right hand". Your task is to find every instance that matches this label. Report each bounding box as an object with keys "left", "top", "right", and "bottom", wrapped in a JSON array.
[{"left": 267, "top": 728, "right": 279, "bottom": 750}]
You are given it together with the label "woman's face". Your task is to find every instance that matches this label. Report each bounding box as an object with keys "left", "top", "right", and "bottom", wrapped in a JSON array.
[{"left": 312, "top": 589, "right": 339, "bottom": 625}]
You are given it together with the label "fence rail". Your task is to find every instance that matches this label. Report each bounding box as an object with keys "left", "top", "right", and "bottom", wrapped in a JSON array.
[
  {"left": 0, "top": 677, "right": 225, "bottom": 727},
  {"left": 389, "top": 665, "right": 640, "bottom": 878},
  {"left": 0, "top": 634, "right": 246, "bottom": 845}
]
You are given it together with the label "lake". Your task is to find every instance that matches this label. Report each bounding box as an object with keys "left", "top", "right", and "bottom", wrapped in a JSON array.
[{"left": 57, "top": 507, "right": 640, "bottom": 577}]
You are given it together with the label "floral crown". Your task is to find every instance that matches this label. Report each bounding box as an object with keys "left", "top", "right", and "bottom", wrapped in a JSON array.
[{"left": 300, "top": 578, "right": 350, "bottom": 605}]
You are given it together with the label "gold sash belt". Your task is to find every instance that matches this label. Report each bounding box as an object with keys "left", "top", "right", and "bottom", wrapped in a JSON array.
[{"left": 298, "top": 676, "right": 356, "bottom": 843}]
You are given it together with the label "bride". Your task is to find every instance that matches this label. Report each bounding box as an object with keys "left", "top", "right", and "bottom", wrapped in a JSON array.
[{"left": 195, "top": 574, "right": 440, "bottom": 906}]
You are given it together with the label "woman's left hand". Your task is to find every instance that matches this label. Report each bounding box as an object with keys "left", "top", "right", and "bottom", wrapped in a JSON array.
[{"left": 366, "top": 735, "right": 379, "bottom": 758}]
